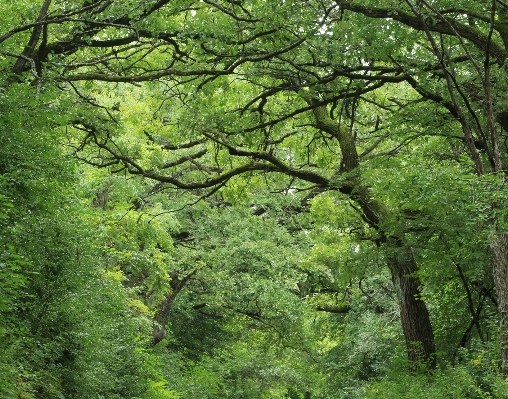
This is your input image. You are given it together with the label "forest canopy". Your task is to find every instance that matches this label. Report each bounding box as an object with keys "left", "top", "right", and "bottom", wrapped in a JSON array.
[{"left": 2, "top": 0, "right": 508, "bottom": 398}]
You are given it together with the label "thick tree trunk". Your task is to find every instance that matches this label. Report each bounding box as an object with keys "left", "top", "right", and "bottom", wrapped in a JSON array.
[
  {"left": 306, "top": 100, "right": 436, "bottom": 369},
  {"left": 490, "top": 232, "right": 508, "bottom": 376},
  {"left": 151, "top": 270, "right": 195, "bottom": 346},
  {"left": 388, "top": 246, "right": 436, "bottom": 370}
]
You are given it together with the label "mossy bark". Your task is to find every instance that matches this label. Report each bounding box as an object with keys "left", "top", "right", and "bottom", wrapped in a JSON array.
[{"left": 310, "top": 101, "right": 436, "bottom": 368}]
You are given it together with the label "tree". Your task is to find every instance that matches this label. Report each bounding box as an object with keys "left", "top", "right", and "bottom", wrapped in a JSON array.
[
  {"left": 4, "top": 0, "right": 508, "bottom": 382},
  {"left": 49, "top": 0, "right": 438, "bottom": 368},
  {"left": 335, "top": 0, "right": 508, "bottom": 375}
]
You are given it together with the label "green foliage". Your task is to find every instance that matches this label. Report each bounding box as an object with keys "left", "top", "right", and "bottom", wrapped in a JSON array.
[
  {"left": 5, "top": 0, "right": 508, "bottom": 397},
  {"left": 361, "top": 357, "right": 507, "bottom": 399},
  {"left": 0, "top": 83, "right": 180, "bottom": 398}
]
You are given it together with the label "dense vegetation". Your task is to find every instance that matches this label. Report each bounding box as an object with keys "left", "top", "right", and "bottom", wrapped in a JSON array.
[{"left": 2, "top": 0, "right": 508, "bottom": 397}]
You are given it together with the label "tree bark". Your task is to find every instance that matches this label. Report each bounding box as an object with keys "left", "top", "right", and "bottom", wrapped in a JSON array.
[
  {"left": 151, "top": 270, "right": 195, "bottom": 346},
  {"left": 10, "top": 0, "right": 51, "bottom": 77},
  {"left": 388, "top": 245, "right": 436, "bottom": 370},
  {"left": 490, "top": 232, "right": 508, "bottom": 376},
  {"left": 307, "top": 100, "right": 436, "bottom": 368}
]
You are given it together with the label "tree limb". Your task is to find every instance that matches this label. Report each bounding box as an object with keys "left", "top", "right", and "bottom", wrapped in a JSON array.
[{"left": 336, "top": 0, "right": 507, "bottom": 64}]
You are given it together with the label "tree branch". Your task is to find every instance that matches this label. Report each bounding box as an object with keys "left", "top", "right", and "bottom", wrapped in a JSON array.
[{"left": 336, "top": 0, "right": 507, "bottom": 63}]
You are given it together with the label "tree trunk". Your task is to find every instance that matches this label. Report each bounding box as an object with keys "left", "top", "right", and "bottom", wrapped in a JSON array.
[
  {"left": 388, "top": 245, "right": 436, "bottom": 370},
  {"left": 490, "top": 232, "right": 508, "bottom": 376},
  {"left": 306, "top": 100, "right": 436, "bottom": 369},
  {"left": 10, "top": 0, "right": 51, "bottom": 78},
  {"left": 151, "top": 270, "right": 195, "bottom": 346}
]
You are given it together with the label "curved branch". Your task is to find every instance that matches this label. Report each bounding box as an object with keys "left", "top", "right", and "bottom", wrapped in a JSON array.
[
  {"left": 202, "top": 0, "right": 261, "bottom": 22},
  {"left": 161, "top": 149, "right": 208, "bottom": 169},
  {"left": 336, "top": 0, "right": 507, "bottom": 63}
]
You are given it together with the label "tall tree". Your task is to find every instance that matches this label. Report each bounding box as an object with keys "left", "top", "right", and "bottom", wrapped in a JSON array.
[
  {"left": 57, "top": 3, "right": 438, "bottom": 367},
  {"left": 1, "top": 0, "right": 437, "bottom": 368},
  {"left": 335, "top": 0, "right": 508, "bottom": 375},
  {"left": 4, "top": 0, "right": 508, "bottom": 375}
]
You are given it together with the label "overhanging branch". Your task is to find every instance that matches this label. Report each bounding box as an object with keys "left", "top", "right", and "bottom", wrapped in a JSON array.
[{"left": 336, "top": 0, "right": 507, "bottom": 63}]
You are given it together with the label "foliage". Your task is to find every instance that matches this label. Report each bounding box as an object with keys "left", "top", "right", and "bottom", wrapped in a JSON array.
[
  {"left": 3, "top": 0, "right": 508, "bottom": 397},
  {"left": 0, "top": 83, "right": 177, "bottom": 397}
]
